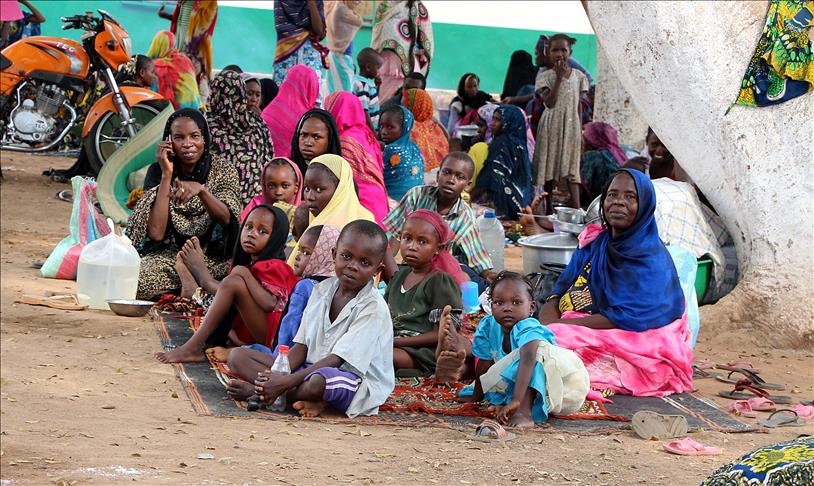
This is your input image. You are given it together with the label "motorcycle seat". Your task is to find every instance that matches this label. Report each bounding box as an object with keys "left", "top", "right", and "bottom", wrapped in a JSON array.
[{"left": 0, "top": 53, "right": 10, "bottom": 71}]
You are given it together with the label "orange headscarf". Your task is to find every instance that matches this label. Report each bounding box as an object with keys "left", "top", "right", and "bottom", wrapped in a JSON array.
[{"left": 402, "top": 88, "right": 449, "bottom": 171}]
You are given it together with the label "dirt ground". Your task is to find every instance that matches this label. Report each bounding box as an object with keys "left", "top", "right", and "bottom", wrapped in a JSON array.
[{"left": 1, "top": 153, "right": 812, "bottom": 486}]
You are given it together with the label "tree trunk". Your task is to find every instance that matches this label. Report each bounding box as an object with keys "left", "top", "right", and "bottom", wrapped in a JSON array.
[
  {"left": 584, "top": 0, "right": 814, "bottom": 348},
  {"left": 593, "top": 44, "right": 649, "bottom": 148}
]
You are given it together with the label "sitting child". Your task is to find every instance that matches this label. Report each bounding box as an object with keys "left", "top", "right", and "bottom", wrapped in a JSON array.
[
  {"left": 210, "top": 224, "right": 340, "bottom": 368},
  {"left": 463, "top": 272, "right": 558, "bottom": 428},
  {"left": 155, "top": 205, "right": 299, "bottom": 363},
  {"left": 230, "top": 220, "right": 395, "bottom": 418},
  {"left": 387, "top": 210, "right": 468, "bottom": 378}
]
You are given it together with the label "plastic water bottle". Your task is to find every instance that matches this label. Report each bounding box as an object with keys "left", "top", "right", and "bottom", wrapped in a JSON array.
[
  {"left": 477, "top": 210, "right": 505, "bottom": 272},
  {"left": 268, "top": 345, "right": 291, "bottom": 412}
]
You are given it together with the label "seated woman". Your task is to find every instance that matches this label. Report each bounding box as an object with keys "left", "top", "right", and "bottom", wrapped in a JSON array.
[
  {"left": 539, "top": 168, "right": 693, "bottom": 397},
  {"left": 262, "top": 65, "right": 320, "bottom": 159},
  {"left": 580, "top": 122, "right": 627, "bottom": 202},
  {"left": 446, "top": 73, "right": 493, "bottom": 137},
  {"left": 127, "top": 108, "right": 241, "bottom": 300}
]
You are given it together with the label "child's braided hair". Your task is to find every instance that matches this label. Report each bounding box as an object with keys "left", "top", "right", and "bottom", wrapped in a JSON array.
[{"left": 488, "top": 271, "right": 535, "bottom": 302}]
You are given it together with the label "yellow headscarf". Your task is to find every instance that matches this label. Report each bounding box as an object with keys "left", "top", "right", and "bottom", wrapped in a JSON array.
[{"left": 286, "top": 154, "right": 375, "bottom": 266}]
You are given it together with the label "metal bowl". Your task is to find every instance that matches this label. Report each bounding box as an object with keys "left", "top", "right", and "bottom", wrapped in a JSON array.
[
  {"left": 554, "top": 207, "right": 586, "bottom": 224},
  {"left": 107, "top": 299, "right": 155, "bottom": 317},
  {"left": 518, "top": 233, "right": 578, "bottom": 274}
]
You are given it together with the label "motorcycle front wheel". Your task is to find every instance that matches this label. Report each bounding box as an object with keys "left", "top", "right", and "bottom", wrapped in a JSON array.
[{"left": 84, "top": 101, "right": 166, "bottom": 175}]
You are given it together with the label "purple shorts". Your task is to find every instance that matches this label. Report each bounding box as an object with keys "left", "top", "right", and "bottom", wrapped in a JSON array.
[{"left": 304, "top": 367, "right": 361, "bottom": 413}]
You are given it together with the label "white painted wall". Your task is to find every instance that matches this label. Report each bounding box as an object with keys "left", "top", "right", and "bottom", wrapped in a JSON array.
[{"left": 585, "top": 0, "right": 814, "bottom": 346}]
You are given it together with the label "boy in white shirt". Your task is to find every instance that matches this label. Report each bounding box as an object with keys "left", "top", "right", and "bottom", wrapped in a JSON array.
[{"left": 253, "top": 220, "right": 394, "bottom": 417}]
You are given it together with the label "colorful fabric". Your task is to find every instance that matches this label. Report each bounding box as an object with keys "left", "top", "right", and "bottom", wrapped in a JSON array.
[
  {"left": 701, "top": 436, "right": 814, "bottom": 486},
  {"left": 583, "top": 122, "right": 626, "bottom": 166},
  {"left": 470, "top": 316, "right": 557, "bottom": 423},
  {"left": 146, "top": 30, "right": 204, "bottom": 110},
  {"left": 273, "top": 0, "right": 329, "bottom": 67},
  {"left": 305, "top": 367, "right": 362, "bottom": 413},
  {"left": 478, "top": 103, "right": 499, "bottom": 143},
  {"left": 403, "top": 88, "right": 449, "bottom": 172},
  {"left": 170, "top": 0, "right": 217, "bottom": 94},
  {"left": 294, "top": 278, "right": 395, "bottom": 417},
  {"left": 276, "top": 278, "right": 318, "bottom": 351},
  {"left": 580, "top": 150, "right": 620, "bottom": 200},
  {"left": 371, "top": 0, "right": 434, "bottom": 77},
  {"left": 262, "top": 64, "right": 320, "bottom": 159},
  {"left": 734, "top": 0, "right": 814, "bottom": 107},
  {"left": 7, "top": 12, "right": 41, "bottom": 43},
  {"left": 287, "top": 154, "right": 375, "bottom": 265},
  {"left": 475, "top": 105, "right": 533, "bottom": 219},
  {"left": 303, "top": 224, "right": 341, "bottom": 277},
  {"left": 382, "top": 185, "right": 493, "bottom": 273},
  {"left": 208, "top": 70, "right": 274, "bottom": 206},
  {"left": 549, "top": 169, "right": 685, "bottom": 332},
  {"left": 383, "top": 106, "right": 424, "bottom": 201},
  {"left": 324, "top": 91, "right": 389, "bottom": 222},
  {"left": 533, "top": 68, "right": 589, "bottom": 185},
  {"left": 548, "top": 312, "right": 692, "bottom": 396},
  {"left": 327, "top": 52, "right": 356, "bottom": 93},
  {"left": 466, "top": 141, "right": 489, "bottom": 192},
  {"left": 272, "top": 39, "right": 326, "bottom": 101},
  {"left": 0, "top": 0, "right": 23, "bottom": 21},
  {"left": 325, "top": 0, "right": 363, "bottom": 54},
  {"left": 240, "top": 158, "right": 304, "bottom": 223},
  {"left": 406, "top": 209, "right": 469, "bottom": 286},
  {"left": 352, "top": 75, "right": 380, "bottom": 129},
  {"left": 127, "top": 109, "right": 241, "bottom": 298}
]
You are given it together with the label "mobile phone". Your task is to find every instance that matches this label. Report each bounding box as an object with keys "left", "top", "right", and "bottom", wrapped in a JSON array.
[{"left": 166, "top": 134, "right": 175, "bottom": 157}]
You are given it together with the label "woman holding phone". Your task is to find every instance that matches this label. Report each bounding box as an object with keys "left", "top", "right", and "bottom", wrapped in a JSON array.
[{"left": 126, "top": 108, "right": 242, "bottom": 300}]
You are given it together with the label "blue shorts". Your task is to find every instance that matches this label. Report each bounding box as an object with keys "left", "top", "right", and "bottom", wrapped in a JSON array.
[{"left": 304, "top": 367, "right": 361, "bottom": 413}]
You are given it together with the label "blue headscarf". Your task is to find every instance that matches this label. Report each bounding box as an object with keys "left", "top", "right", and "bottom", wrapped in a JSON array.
[
  {"left": 382, "top": 106, "right": 424, "bottom": 201},
  {"left": 474, "top": 105, "right": 533, "bottom": 218},
  {"left": 550, "top": 169, "right": 685, "bottom": 332}
]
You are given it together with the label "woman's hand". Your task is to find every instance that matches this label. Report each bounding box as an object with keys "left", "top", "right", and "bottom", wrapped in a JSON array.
[
  {"left": 157, "top": 140, "right": 174, "bottom": 175},
  {"left": 171, "top": 180, "right": 204, "bottom": 205}
]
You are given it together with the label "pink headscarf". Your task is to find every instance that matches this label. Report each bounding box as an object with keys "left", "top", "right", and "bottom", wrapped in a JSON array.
[
  {"left": 323, "top": 91, "right": 389, "bottom": 222},
  {"left": 406, "top": 210, "right": 469, "bottom": 286},
  {"left": 301, "top": 225, "right": 340, "bottom": 277},
  {"left": 261, "top": 65, "right": 319, "bottom": 158},
  {"left": 583, "top": 122, "right": 627, "bottom": 166},
  {"left": 239, "top": 157, "right": 303, "bottom": 223}
]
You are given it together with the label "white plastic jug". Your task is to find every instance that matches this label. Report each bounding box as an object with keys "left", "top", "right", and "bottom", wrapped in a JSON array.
[
  {"left": 477, "top": 210, "right": 505, "bottom": 272},
  {"left": 76, "top": 229, "right": 141, "bottom": 310}
]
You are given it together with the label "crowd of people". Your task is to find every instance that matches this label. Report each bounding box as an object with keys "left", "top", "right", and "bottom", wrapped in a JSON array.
[{"left": 7, "top": 0, "right": 726, "bottom": 427}]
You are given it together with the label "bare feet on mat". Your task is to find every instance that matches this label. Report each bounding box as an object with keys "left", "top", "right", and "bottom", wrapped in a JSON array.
[
  {"left": 155, "top": 342, "right": 206, "bottom": 363},
  {"left": 293, "top": 400, "right": 328, "bottom": 417},
  {"left": 435, "top": 305, "right": 467, "bottom": 383},
  {"left": 205, "top": 346, "right": 232, "bottom": 363},
  {"left": 175, "top": 252, "right": 198, "bottom": 299},
  {"left": 226, "top": 379, "right": 255, "bottom": 401},
  {"left": 180, "top": 237, "right": 209, "bottom": 284}
]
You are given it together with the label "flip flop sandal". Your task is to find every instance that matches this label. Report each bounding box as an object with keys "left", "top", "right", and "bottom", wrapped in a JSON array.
[
  {"left": 747, "top": 397, "right": 777, "bottom": 412},
  {"left": 792, "top": 404, "right": 814, "bottom": 420},
  {"left": 693, "top": 365, "right": 723, "bottom": 380},
  {"left": 801, "top": 400, "right": 814, "bottom": 407},
  {"left": 718, "top": 379, "right": 792, "bottom": 404},
  {"left": 693, "top": 357, "right": 714, "bottom": 370},
  {"left": 723, "top": 360, "right": 759, "bottom": 373},
  {"left": 466, "top": 419, "right": 516, "bottom": 444},
  {"left": 726, "top": 400, "right": 757, "bottom": 418},
  {"left": 56, "top": 189, "right": 73, "bottom": 202},
  {"left": 714, "top": 368, "right": 786, "bottom": 390},
  {"left": 631, "top": 411, "right": 688, "bottom": 440},
  {"left": 663, "top": 437, "right": 722, "bottom": 456},
  {"left": 758, "top": 409, "right": 806, "bottom": 428},
  {"left": 17, "top": 294, "right": 87, "bottom": 311}
]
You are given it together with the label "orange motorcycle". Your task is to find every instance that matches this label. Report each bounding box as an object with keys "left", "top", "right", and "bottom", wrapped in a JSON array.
[{"left": 1, "top": 10, "right": 168, "bottom": 173}]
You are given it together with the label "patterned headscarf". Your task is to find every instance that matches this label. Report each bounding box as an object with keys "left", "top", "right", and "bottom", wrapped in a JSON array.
[
  {"left": 477, "top": 103, "right": 499, "bottom": 143},
  {"left": 146, "top": 30, "right": 203, "bottom": 110},
  {"left": 402, "top": 88, "right": 448, "bottom": 171},
  {"left": 208, "top": 70, "right": 274, "bottom": 206},
  {"left": 302, "top": 225, "right": 341, "bottom": 277}
]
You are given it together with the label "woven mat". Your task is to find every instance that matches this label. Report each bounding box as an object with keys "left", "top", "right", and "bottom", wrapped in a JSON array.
[{"left": 155, "top": 312, "right": 755, "bottom": 434}]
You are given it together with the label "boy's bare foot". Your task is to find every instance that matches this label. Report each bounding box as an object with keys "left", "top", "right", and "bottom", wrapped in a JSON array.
[
  {"left": 154, "top": 342, "right": 206, "bottom": 364},
  {"left": 226, "top": 379, "right": 255, "bottom": 401},
  {"left": 180, "top": 237, "right": 209, "bottom": 284},
  {"left": 205, "top": 346, "right": 232, "bottom": 363},
  {"left": 506, "top": 413, "right": 535, "bottom": 429},
  {"left": 293, "top": 400, "right": 328, "bottom": 417},
  {"left": 435, "top": 305, "right": 467, "bottom": 383},
  {"left": 175, "top": 252, "right": 198, "bottom": 299}
]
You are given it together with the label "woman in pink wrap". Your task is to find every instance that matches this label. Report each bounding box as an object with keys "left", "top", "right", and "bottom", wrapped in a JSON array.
[
  {"left": 261, "top": 64, "right": 320, "bottom": 159},
  {"left": 323, "top": 91, "right": 389, "bottom": 222},
  {"left": 539, "top": 169, "right": 692, "bottom": 397}
]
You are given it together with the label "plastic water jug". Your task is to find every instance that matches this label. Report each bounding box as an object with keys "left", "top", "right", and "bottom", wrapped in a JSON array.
[
  {"left": 76, "top": 231, "right": 141, "bottom": 310},
  {"left": 477, "top": 210, "right": 505, "bottom": 272}
]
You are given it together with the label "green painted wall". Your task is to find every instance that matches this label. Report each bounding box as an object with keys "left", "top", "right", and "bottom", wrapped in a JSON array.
[{"left": 31, "top": 1, "right": 596, "bottom": 92}]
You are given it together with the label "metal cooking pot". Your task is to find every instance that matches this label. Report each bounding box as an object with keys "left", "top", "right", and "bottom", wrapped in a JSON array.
[
  {"left": 554, "top": 207, "right": 586, "bottom": 224},
  {"left": 518, "top": 233, "right": 578, "bottom": 274}
]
